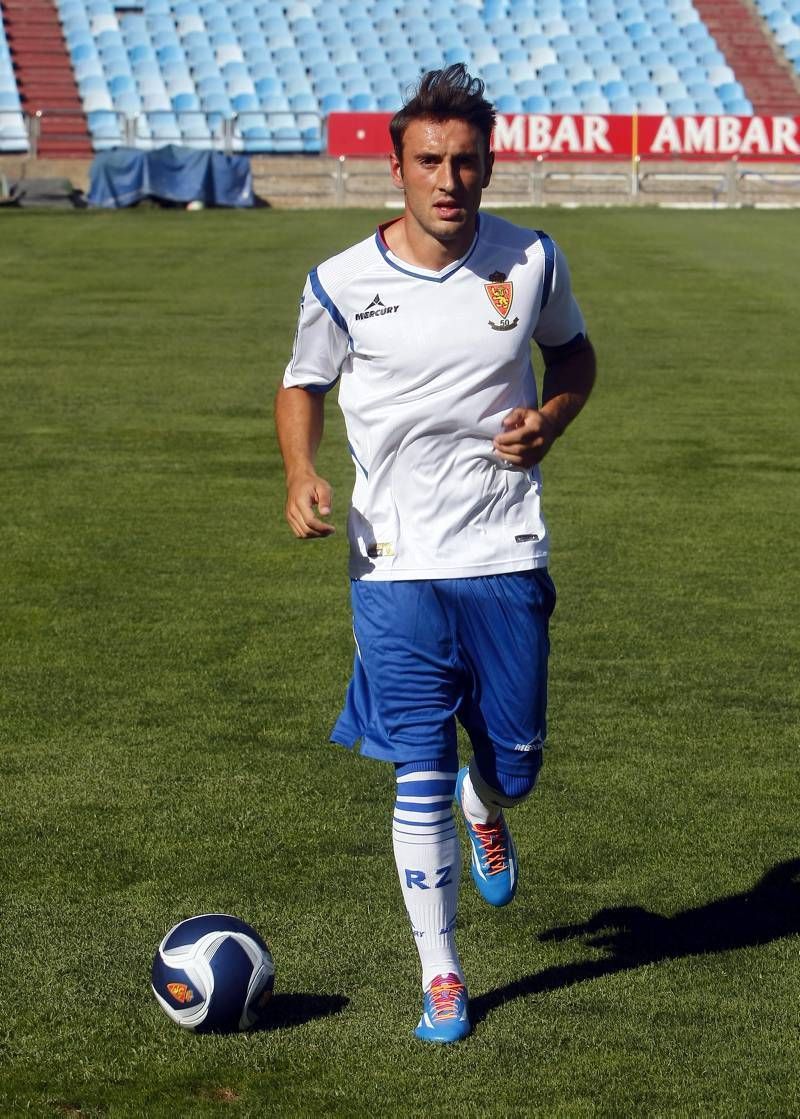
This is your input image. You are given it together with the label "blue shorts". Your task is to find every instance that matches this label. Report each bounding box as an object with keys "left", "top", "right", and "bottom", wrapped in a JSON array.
[{"left": 330, "top": 569, "right": 557, "bottom": 774}]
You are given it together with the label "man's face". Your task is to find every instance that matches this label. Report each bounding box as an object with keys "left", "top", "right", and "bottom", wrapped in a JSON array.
[{"left": 390, "top": 117, "right": 494, "bottom": 254}]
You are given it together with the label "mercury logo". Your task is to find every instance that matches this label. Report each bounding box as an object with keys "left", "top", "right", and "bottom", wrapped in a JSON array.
[
  {"left": 514, "top": 731, "right": 545, "bottom": 752},
  {"left": 356, "top": 293, "right": 399, "bottom": 320}
]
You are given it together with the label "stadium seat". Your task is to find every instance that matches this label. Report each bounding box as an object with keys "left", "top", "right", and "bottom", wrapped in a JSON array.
[
  {"left": 552, "top": 94, "right": 582, "bottom": 111},
  {"left": 87, "top": 109, "right": 122, "bottom": 146},
  {"left": 523, "top": 94, "right": 552, "bottom": 111},
  {"left": 668, "top": 97, "right": 697, "bottom": 114},
  {"left": 321, "top": 91, "right": 347, "bottom": 112},
  {"left": 609, "top": 94, "right": 636, "bottom": 112},
  {"left": 638, "top": 94, "right": 667, "bottom": 112},
  {"left": 545, "top": 78, "right": 574, "bottom": 98},
  {"left": 349, "top": 91, "right": 377, "bottom": 109},
  {"left": 496, "top": 93, "right": 524, "bottom": 112}
]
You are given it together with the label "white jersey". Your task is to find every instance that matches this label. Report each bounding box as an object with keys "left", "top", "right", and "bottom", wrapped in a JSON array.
[{"left": 283, "top": 212, "right": 586, "bottom": 581}]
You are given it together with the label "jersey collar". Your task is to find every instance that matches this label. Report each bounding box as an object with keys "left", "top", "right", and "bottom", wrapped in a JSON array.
[{"left": 374, "top": 215, "right": 481, "bottom": 283}]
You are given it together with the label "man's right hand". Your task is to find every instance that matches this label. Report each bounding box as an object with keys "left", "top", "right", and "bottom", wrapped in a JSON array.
[{"left": 285, "top": 472, "right": 335, "bottom": 538}]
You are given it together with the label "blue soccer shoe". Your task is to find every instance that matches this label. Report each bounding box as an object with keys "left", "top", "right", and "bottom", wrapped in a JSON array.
[
  {"left": 455, "top": 766, "right": 518, "bottom": 907},
  {"left": 414, "top": 974, "right": 470, "bottom": 1044}
]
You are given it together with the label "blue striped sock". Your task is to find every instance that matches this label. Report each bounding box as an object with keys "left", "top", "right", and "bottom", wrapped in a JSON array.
[{"left": 392, "top": 762, "right": 463, "bottom": 989}]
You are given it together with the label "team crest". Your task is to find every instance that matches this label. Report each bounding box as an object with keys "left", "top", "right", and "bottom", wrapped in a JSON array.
[
  {"left": 485, "top": 280, "right": 513, "bottom": 318},
  {"left": 166, "top": 982, "right": 195, "bottom": 1004},
  {"left": 485, "top": 271, "right": 519, "bottom": 331}
]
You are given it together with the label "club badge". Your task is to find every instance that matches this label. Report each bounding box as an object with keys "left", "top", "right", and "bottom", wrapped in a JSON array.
[{"left": 485, "top": 271, "right": 519, "bottom": 331}]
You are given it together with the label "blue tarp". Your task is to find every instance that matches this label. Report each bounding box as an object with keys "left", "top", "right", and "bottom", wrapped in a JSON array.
[{"left": 88, "top": 146, "right": 254, "bottom": 209}]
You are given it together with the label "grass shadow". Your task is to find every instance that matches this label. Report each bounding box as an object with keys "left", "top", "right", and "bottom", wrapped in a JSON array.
[
  {"left": 254, "top": 991, "right": 349, "bottom": 1032},
  {"left": 470, "top": 858, "right": 800, "bottom": 1028}
]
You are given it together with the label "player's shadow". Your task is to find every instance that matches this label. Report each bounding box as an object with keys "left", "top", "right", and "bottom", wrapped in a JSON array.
[
  {"left": 470, "top": 858, "right": 800, "bottom": 1027},
  {"left": 254, "top": 992, "right": 349, "bottom": 1032}
]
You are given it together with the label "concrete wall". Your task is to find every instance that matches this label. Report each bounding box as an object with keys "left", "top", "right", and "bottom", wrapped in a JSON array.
[{"left": 2, "top": 153, "right": 799, "bottom": 208}]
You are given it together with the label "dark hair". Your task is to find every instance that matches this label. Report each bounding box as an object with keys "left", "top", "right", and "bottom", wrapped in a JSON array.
[{"left": 389, "top": 63, "right": 496, "bottom": 160}]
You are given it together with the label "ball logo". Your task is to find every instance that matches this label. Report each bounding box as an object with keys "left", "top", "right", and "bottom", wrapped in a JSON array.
[{"left": 166, "top": 982, "right": 195, "bottom": 1004}]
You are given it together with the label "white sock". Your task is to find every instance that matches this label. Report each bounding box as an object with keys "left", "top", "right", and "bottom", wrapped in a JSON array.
[
  {"left": 459, "top": 768, "right": 501, "bottom": 825},
  {"left": 392, "top": 767, "right": 463, "bottom": 989}
]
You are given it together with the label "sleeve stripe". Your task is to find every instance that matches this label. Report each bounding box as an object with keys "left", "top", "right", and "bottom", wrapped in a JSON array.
[
  {"left": 535, "top": 230, "right": 555, "bottom": 312},
  {"left": 309, "top": 267, "right": 349, "bottom": 336},
  {"left": 304, "top": 376, "right": 341, "bottom": 395}
]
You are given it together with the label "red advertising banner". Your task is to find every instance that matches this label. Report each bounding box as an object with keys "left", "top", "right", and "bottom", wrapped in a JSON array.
[{"left": 328, "top": 111, "right": 800, "bottom": 162}]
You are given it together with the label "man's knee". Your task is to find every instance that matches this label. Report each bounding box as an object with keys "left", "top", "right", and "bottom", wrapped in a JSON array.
[{"left": 469, "top": 750, "right": 543, "bottom": 809}]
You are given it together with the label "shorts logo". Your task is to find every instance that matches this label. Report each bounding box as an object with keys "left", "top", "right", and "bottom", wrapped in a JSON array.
[
  {"left": 485, "top": 272, "right": 519, "bottom": 331},
  {"left": 514, "top": 731, "right": 545, "bottom": 752},
  {"left": 166, "top": 982, "right": 195, "bottom": 1004},
  {"left": 355, "top": 293, "right": 399, "bottom": 321}
]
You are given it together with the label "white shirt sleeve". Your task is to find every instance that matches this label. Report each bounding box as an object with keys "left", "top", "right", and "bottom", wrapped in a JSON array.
[
  {"left": 283, "top": 271, "right": 351, "bottom": 393},
  {"left": 532, "top": 237, "right": 587, "bottom": 348}
]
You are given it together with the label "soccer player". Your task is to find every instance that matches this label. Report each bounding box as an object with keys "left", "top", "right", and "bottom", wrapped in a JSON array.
[{"left": 275, "top": 64, "right": 596, "bottom": 1043}]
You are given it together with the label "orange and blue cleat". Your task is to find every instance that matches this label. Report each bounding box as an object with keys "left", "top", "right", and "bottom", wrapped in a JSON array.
[
  {"left": 455, "top": 766, "right": 518, "bottom": 907},
  {"left": 414, "top": 973, "right": 470, "bottom": 1044}
]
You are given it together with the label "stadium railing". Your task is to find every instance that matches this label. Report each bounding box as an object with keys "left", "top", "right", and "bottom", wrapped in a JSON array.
[
  {"left": 21, "top": 107, "right": 323, "bottom": 156},
  {"left": 251, "top": 152, "right": 800, "bottom": 208}
]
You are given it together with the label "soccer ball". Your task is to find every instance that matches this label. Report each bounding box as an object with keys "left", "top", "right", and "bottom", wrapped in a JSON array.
[{"left": 151, "top": 913, "right": 274, "bottom": 1032}]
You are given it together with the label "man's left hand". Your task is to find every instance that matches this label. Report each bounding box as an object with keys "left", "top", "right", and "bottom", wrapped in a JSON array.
[{"left": 493, "top": 408, "right": 560, "bottom": 468}]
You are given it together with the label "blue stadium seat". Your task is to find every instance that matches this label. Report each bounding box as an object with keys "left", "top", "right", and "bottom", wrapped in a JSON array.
[
  {"left": 172, "top": 91, "right": 200, "bottom": 111},
  {"left": 583, "top": 94, "right": 611, "bottom": 111},
  {"left": 517, "top": 77, "right": 545, "bottom": 97},
  {"left": 266, "top": 123, "right": 300, "bottom": 151},
  {"left": 321, "top": 91, "right": 347, "bottom": 112},
  {"left": 651, "top": 62, "right": 680, "bottom": 84},
  {"left": 671, "top": 49, "right": 699, "bottom": 71},
  {"left": 496, "top": 92, "right": 524, "bottom": 111},
  {"left": 631, "top": 79, "right": 659, "bottom": 99},
  {"left": 569, "top": 63, "right": 598, "bottom": 83},
  {"left": 87, "top": 109, "right": 121, "bottom": 144},
  {"left": 348, "top": 91, "right": 375, "bottom": 109},
  {"left": 109, "top": 73, "right": 135, "bottom": 95},
  {"left": 546, "top": 78, "right": 574, "bottom": 98},
  {"left": 609, "top": 94, "right": 636, "bottom": 112},
  {"left": 716, "top": 79, "right": 746, "bottom": 100},
  {"left": 539, "top": 62, "right": 567, "bottom": 83},
  {"left": 622, "top": 63, "right": 651, "bottom": 84},
  {"left": 722, "top": 96, "right": 753, "bottom": 113},
  {"left": 552, "top": 94, "right": 582, "bottom": 111},
  {"left": 595, "top": 62, "right": 623, "bottom": 81},
  {"left": 638, "top": 94, "right": 667, "bottom": 112},
  {"left": 660, "top": 81, "right": 689, "bottom": 101},
  {"left": 202, "top": 90, "right": 232, "bottom": 112},
  {"left": 608, "top": 78, "right": 631, "bottom": 99},
  {"left": 607, "top": 34, "right": 635, "bottom": 57},
  {"left": 668, "top": 97, "right": 697, "bottom": 114},
  {"left": 523, "top": 94, "right": 552, "bottom": 111}
]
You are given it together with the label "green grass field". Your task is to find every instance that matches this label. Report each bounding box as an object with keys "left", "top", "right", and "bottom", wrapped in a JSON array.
[{"left": 1, "top": 206, "right": 798, "bottom": 1117}]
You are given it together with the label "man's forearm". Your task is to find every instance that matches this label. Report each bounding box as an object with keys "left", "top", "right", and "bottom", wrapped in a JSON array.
[
  {"left": 275, "top": 384, "right": 326, "bottom": 480},
  {"left": 540, "top": 339, "right": 597, "bottom": 437}
]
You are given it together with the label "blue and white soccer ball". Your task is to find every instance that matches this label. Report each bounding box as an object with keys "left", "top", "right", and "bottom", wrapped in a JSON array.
[{"left": 151, "top": 913, "right": 275, "bottom": 1032}]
